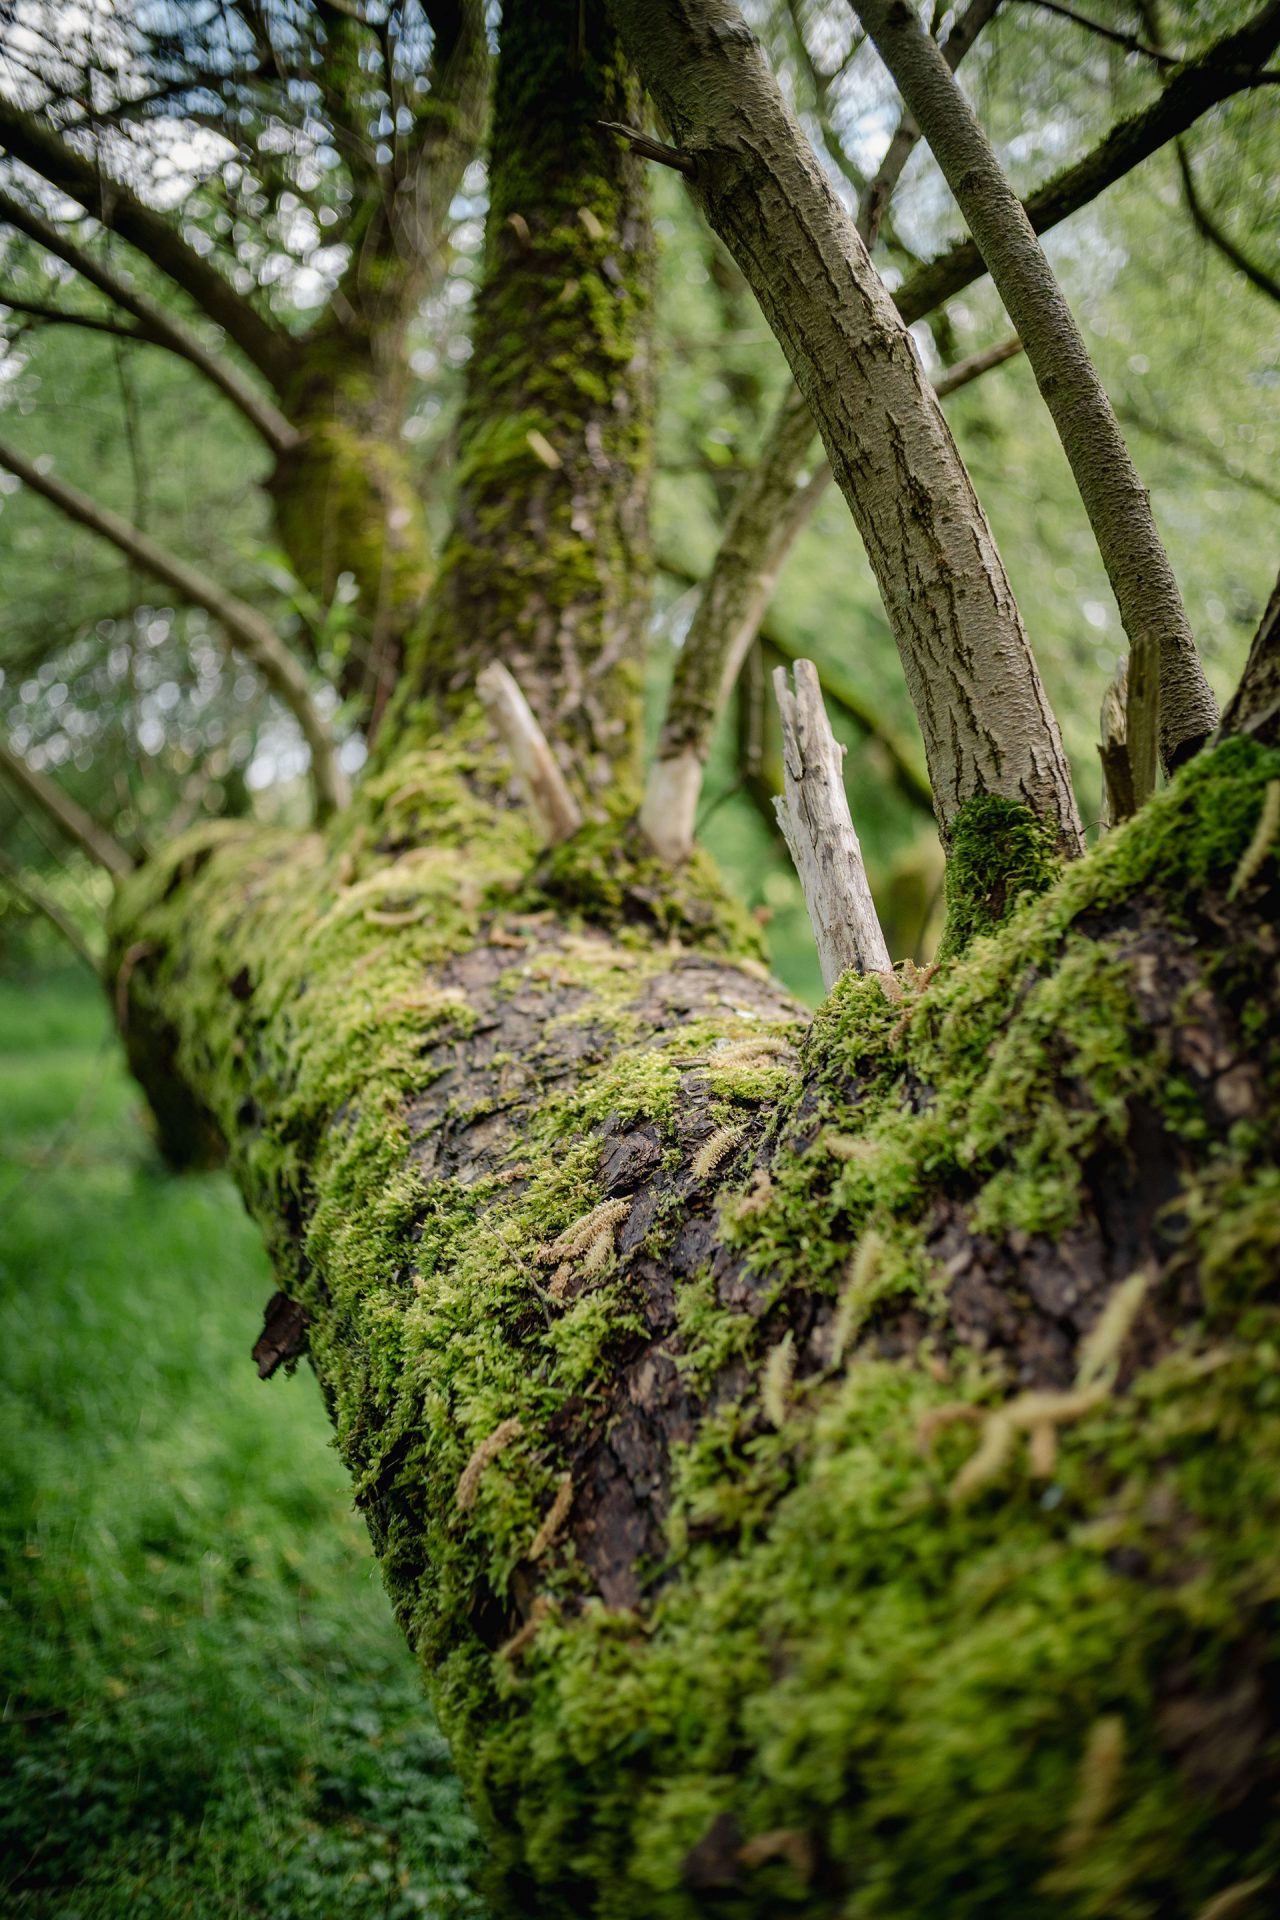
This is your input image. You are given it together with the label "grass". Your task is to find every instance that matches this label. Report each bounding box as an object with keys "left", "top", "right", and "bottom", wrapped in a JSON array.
[{"left": 0, "top": 966, "right": 485, "bottom": 1919}]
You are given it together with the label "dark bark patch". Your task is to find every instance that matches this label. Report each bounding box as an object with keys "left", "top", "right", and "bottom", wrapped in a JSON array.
[{"left": 253, "top": 1291, "right": 308, "bottom": 1378}]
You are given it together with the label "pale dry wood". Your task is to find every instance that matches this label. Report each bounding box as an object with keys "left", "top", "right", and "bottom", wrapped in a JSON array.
[
  {"left": 476, "top": 663, "right": 584, "bottom": 846},
  {"left": 772, "top": 660, "right": 891, "bottom": 988}
]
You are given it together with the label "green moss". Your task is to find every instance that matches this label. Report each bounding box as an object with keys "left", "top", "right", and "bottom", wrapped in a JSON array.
[
  {"left": 938, "top": 792, "right": 1064, "bottom": 959},
  {"left": 111, "top": 696, "right": 1280, "bottom": 1912},
  {"left": 403, "top": 0, "right": 655, "bottom": 783}
]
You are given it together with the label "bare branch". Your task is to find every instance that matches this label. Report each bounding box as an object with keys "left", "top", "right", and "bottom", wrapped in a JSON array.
[
  {"left": 0, "top": 98, "right": 290, "bottom": 386},
  {"left": 894, "top": 0, "right": 1280, "bottom": 328},
  {"left": 1013, "top": 0, "right": 1174, "bottom": 67},
  {"left": 773, "top": 660, "right": 891, "bottom": 985},
  {"left": 0, "top": 441, "right": 349, "bottom": 818},
  {"left": 859, "top": 0, "right": 1002, "bottom": 248},
  {"left": 0, "top": 843, "right": 99, "bottom": 970},
  {"left": 1221, "top": 569, "right": 1280, "bottom": 747},
  {"left": 0, "top": 737, "right": 132, "bottom": 876},
  {"left": 0, "top": 187, "right": 301, "bottom": 452},
  {"left": 476, "top": 663, "right": 583, "bottom": 846},
  {"left": 598, "top": 120, "right": 695, "bottom": 174},
  {"left": 1177, "top": 145, "right": 1280, "bottom": 306},
  {"left": 641, "top": 337, "right": 1023, "bottom": 860},
  {"left": 0, "top": 291, "right": 146, "bottom": 338},
  {"left": 857, "top": 0, "right": 1217, "bottom": 771}
]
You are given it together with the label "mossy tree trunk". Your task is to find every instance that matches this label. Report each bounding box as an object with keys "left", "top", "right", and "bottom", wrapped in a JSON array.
[{"left": 17, "top": 1, "right": 1280, "bottom": 1914}]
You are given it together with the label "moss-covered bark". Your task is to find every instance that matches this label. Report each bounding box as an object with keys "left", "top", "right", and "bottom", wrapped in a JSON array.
[
  {"left": 404, "top": 0, "right": 655, "bottom": 792},
  {"left": 108, "top": 727, "right": 1280, "bottom": 1917}
]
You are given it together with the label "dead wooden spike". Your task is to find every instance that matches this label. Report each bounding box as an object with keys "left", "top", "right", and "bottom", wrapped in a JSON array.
[
  {"left": 597, "top": 120, "right": 695, "bottom": 176},
  {"left": 476, "top": 662, "right": 583, "bottom": 846},
  {"left": 772, "top": 660, "right": 891, "bottom": 988}
]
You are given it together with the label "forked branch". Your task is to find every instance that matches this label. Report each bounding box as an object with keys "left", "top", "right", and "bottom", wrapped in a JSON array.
[
  {"left": 613, "top": 0, "right": 1081, "bottom": 853},
  {"left": 856, "top": 0, "right": 1217, "bottom": 770},
  {"left": 894, "top": 0, "right": 1280, "bottom": 327},
  {"left": 0, "top": 441, "right": 349, "bottom": 818},
  {"left": 773, "top": 660, "right": 891, "bottom": 986}
]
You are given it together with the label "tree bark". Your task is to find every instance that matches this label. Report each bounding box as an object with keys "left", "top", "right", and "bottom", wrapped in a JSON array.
[
  {"left": 609, "top": 0, "right": 1082, "bottom": 855},
  {"left": 855, "top": 0, "right": 1217, "bottom": 773}
]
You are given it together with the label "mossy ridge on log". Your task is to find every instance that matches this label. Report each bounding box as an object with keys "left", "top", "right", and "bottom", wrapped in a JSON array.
[{"left": 106, "top": 728, "right": 1280, "bottom": 1916}]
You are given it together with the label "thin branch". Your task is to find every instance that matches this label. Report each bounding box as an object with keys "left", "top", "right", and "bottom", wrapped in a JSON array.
[
  {"left": 1115, "top": 398, "right": 1280, "bottom": 511},
  {"left": 0, "top": 97, "right": 290, "bottom": 386},
  {"left": 0, "top": 844, "right": 99, "bottom": 971},
  {"left": 1014, "top": 0, "right": 1174, "bottom": 67},
  {"left": 0, "top": 188, "right": 300, "bottom": 452},
  {"left": 894, "top": 0, "right": 1280, "bottom": 328},
  {"left": 0, "top": 292, "right": 146, "bottom": 338},
  {"left": 0, "top": 737, "right": 132, "bottom": 876},
  {"left": 857, "top": 0, "right": 1217, "bottom": 770},
  {"left": 598, "top": 121, "right": 695, "bottom": 174},
  {"left": 641, "top": 337, "right": 1023, "bottom": 860},
  {"left": 1177, "top": 145, "right": 1280, "bottom": 306},
  {"left": 0, "top": 442, "right": 349, "bottom": 818},
  {"left": 773, "top": 659, "right": 891, "bottom": 985},
  {"left": 476, "top": 663, "right": 583, "bottom": 846},
  {"left": 859, "top": 0, "right": 1002, "bottom": 248}
]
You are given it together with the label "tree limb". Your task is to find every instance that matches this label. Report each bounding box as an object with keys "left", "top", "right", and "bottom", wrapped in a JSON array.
[
  {"left": 0, "top": 97, "right": 290, "bottom": 386},
  {"left": 894, "top": 0, "right": 1280, "bottom": 328},
  {"left": 0, "top": 843, "right": 99, "bottom": 970},
  {"left": 1013, "top": 0, "right": 1174, "bottom": 67},
  {"left": 641, "top": 337, "right": 1023, "bottom": 860},
  {"left": 859, "top": 0, "right": 1003, "bottom": 247},
  {"left": 0, "top": 737, "right": 133, "bottom": 877},
  {"left": 857, "top": 0, "right": 1216, "bottom": 779},
  {"left": 1177, "top": 144, "right": 1280, "bottom": 306},
  {"left": 0, "top": 441, "right": 349, "bottom": 818},
  {"left": 0, "top": 187, "right": 301, "bottom": 452},
  {"left": 476, "top": 663, "right": 583, "bottom": 846},
  {"left": 0, "top": 292, "right": 146, "bottom": 339}
]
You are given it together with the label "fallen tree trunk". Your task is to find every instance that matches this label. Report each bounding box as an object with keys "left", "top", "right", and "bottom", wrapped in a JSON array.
[{"left": 108, "top": 716, "right": 1280, "bottom": 1917}]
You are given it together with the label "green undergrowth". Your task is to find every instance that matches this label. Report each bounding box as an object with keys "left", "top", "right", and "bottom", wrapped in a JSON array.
[
  {"left": 107, "top": 735, "right": 1280, "bottom": 1917},
  {"left": 0, "top": 970, "right": 484, "bottom": 1920}
]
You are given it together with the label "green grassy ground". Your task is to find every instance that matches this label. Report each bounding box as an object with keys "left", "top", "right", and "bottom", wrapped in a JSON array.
[{"left": 0, "top": 968, "right": 485, "bottom": 1919}]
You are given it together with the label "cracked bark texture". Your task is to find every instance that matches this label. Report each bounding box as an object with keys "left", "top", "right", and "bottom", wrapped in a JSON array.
[{"left": 610, "top": 0, "right": 1082, "bottom": 852}]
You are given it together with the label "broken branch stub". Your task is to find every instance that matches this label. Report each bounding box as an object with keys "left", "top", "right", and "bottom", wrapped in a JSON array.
[
  {"left": 476, "top": 662, "right": 583, "bottom": 846},
  {"left": 772, "top": 660, "right": 891, "bottom": 988}
]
